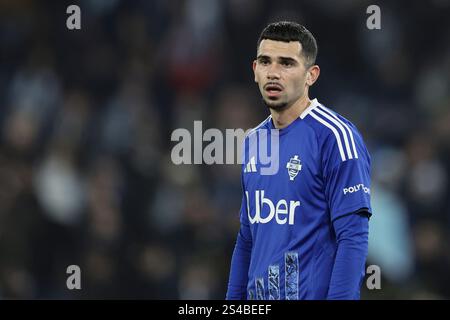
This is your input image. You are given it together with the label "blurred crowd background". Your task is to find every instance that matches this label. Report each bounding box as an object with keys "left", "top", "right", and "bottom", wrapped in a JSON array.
[{"left": 0, "top": 0, "right": 449, "bottom": 299}]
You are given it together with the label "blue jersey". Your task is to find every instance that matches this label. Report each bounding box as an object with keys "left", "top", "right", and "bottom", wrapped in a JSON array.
[{"left": 239, "top": 98, "right": 372, "bottom": 300}]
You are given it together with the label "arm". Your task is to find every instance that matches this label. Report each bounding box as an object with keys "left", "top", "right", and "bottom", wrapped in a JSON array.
[
  {"left": 226, "top": 159, "right": 253, "bottom": 300},
  {"left": 327, "top": 210, "right": 369, "bottom": 300},
  {"left": 319, "top": 125, "right": 372, "bottom": 299},
  {"left": 226, "top": 220, "right": 252, "bottom": 300}
]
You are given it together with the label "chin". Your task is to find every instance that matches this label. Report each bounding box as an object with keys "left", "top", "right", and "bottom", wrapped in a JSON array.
[{"left": 264, "top": 99, "right": 288, "bottom": 110}]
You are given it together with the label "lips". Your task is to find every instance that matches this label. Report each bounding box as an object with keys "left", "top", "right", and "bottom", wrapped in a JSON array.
[
  {"left": 264, "top": 83, "right": 283, "bottom": 97},
  {"left": 264, "top": 83, "right": 283, "bottom": 91}
]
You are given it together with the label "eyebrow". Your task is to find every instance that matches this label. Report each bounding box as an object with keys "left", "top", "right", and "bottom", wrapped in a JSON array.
[
  {"left": 279, "top": 57, "right": 298, "bottom": 64},
  {"left": 256, "top": 55, "right": 299, "bottom": 64}
]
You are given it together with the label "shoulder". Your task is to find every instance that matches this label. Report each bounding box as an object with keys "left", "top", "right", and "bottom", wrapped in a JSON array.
[
  {"left": 302, "top": 99, "right": 368, "bottom": 163},
  {"left": 240, "top": 115, "right": 272, "bottom": 165},
  {"left": 244, "top": 115, "right": 272, "bottom": 140}
]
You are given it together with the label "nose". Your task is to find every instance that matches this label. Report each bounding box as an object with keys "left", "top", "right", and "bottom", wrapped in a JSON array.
[{"left": 266, "top": 63, "right": 281, "bottom": 80}]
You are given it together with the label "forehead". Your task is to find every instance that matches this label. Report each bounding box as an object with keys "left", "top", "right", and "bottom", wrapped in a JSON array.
[{"left": 257, "top": 39, "right": 302, "bottom": 59}]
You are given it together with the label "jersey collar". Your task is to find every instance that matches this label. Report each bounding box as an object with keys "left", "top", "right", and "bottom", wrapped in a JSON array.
[{"left": 299, "top": 98, "right": 320, "bottom": 119}]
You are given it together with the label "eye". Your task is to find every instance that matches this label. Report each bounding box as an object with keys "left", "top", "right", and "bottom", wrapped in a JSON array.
[
  {"left": 281, "top": 61, "right": 294, "bottom": 67},
  {"left": 259, "top": 59, "right": 270, "bottom": 66}
]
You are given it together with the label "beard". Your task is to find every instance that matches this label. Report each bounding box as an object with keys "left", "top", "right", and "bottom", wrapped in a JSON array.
[{"left": 262, "top": 97, "right": 289, "bottom": 111}]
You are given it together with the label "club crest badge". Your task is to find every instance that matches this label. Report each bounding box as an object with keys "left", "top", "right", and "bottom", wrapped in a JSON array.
[{"left": 286, "top": 155, "right": 302, "bottom": 181}]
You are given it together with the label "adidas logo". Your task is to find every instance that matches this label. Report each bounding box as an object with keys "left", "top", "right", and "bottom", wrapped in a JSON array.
[{"left": 244, "top": 156, "right": 257, "bottom": 173}]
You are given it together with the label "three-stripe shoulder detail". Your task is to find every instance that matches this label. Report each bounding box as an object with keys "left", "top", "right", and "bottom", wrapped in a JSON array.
[{"left": 308, "top": 106, "right": 359, "bottom": 162}]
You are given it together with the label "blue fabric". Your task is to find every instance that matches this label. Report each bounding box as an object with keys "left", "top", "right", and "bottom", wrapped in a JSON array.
[
  {"left": 226, "top": 198, "right": 252, "bottom": 299},
  {"left": 226, "top": 99, "right": 372, "bottom": 300},
  {"left": 327, "top": 211, "right": 369, "bottom": 299}
]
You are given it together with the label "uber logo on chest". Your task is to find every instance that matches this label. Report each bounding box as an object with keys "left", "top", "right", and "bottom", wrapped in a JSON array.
[
  {"left": 286, "top": 155, "right": 302, "bottom": 181},
  {"left": 246, "top": 190, "right": 300, "bottom": 225}
]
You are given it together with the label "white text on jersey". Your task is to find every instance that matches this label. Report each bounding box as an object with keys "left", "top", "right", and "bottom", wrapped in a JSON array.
[{"left": 246, "top": 190, "right": 300, "bottom": 225}]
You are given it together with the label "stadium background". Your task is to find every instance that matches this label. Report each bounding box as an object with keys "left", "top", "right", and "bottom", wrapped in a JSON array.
[{"left": 0, "top": 0, "right": 449, "bottom": 299}]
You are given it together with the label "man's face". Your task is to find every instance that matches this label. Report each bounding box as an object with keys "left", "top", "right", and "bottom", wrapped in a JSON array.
[{"left": 253, "top": 39, "right": 309, "bottom": 110}]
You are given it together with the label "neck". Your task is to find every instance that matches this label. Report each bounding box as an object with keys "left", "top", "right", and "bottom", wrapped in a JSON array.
[{"left": 270, "top": 94, "right": 311, "bottom": 129}]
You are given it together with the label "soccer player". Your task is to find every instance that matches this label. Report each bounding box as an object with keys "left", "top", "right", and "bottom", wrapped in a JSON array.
[{"left": 226, "top": 21, "right": 372, "bottom": 300}]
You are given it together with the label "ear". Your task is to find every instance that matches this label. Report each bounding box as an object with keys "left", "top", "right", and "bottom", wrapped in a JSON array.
[
  {"left": 306, "top": 65, "right": 320, "bottom": 86},
  {"left": 252, "top": 60, "right": 257, "bottom": 83}
]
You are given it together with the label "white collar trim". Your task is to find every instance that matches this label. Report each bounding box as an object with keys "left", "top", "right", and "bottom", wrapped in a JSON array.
[{"left": 299, "top": 98, "right": 320, "bottom": 119}]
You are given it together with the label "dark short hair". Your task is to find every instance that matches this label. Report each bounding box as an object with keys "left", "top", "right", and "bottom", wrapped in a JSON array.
[{"left": 257, "top": 21, "right": 318, "bottom": 66}]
